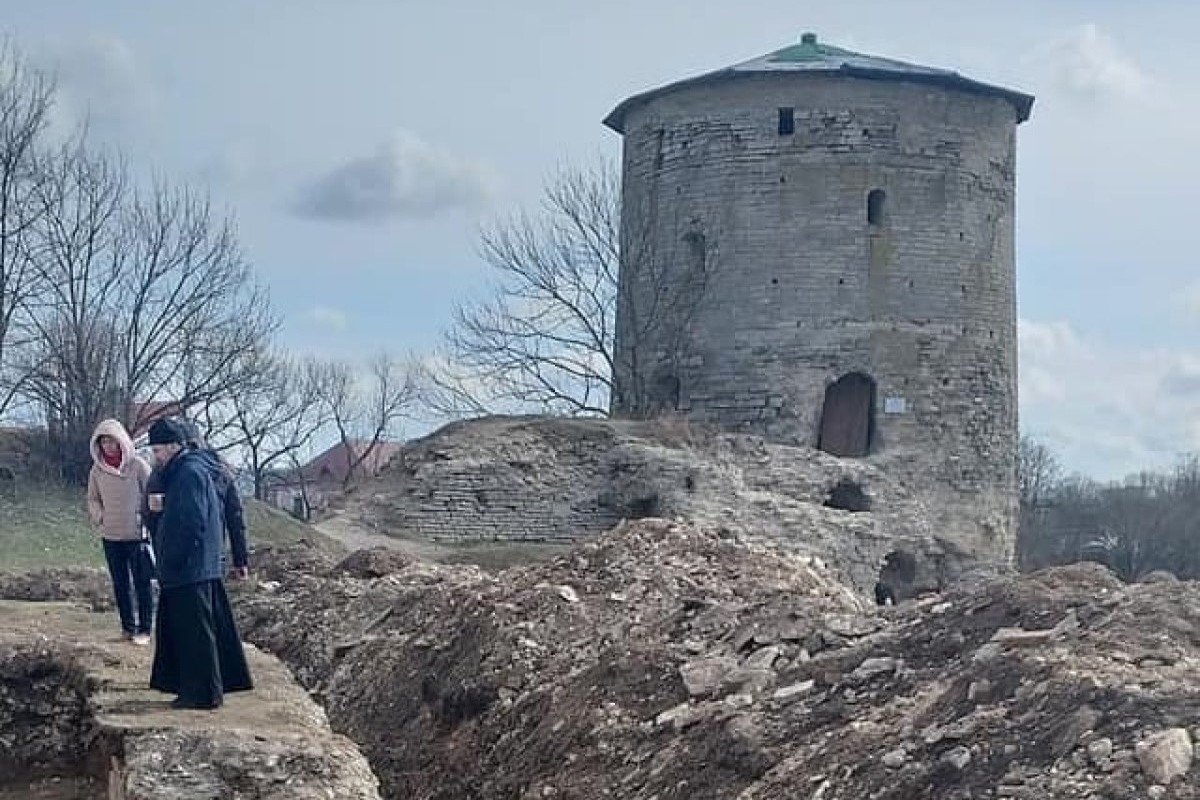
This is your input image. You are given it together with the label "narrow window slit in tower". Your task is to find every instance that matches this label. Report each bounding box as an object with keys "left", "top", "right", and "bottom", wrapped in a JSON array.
[
  {"left": 778, "top": 107, "right": 795, "bottom": 136},
  {"left": 867, "top": 189, "right": 887, "bottom": 225}
]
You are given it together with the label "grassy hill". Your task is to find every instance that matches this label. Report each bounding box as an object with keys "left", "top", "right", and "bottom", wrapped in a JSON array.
[{"left": 0, "top": 483, "right": 344, "bottom": 573}]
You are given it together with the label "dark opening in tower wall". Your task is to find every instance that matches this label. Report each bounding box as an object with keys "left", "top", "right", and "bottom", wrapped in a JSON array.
[
  {"left": 778, "top": 107, "right": 794, "bottom": 136},
  {"left": 867, "top": 189, "right": 887, "bottom": 225},
  {"left": 876, "top": 549, "right": 918, "bottom": 604},
  {"left": 817, "top": 373, "right": 876, "bottom": 458},
  {"left": 627, "top": 494, "right": 662, "bottom": 519},
  {"left": 824, "top": 478, "right": 872, "bottom": 512}
]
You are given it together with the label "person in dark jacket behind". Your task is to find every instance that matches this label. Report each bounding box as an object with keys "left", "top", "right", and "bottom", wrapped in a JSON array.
[
  {"left": 145, "top": 418, "right": 252, "bottom": 710},
  {"left": 142, "top": 421, "right": 250, "bottom": 579}
]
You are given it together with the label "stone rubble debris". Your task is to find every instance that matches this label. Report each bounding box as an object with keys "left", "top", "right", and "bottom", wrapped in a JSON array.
[{"left": 220, "top": 521, "right": 1199, "bottom": 799}]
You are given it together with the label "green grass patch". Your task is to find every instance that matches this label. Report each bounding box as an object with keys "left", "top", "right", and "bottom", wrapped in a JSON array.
[
  {"left": 0, "top": 485, "right": 102, "bottom": 572},
  {"left": 243, "top": 500, "right": 344, "bottom": 555},
  {"left": 0, "top": 484, "right": 342, "bottom": 573}
]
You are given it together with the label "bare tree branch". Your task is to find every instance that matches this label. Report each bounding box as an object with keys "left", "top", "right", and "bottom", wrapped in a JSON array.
[
  {"left": 310, "top": 353, "right": 419, "bottom": 489},
  {"left": 206, "top": 349, "right": 332, "bottom": 499},
  {"left": 437, "top": 158, "right": 715, "bottom": 419},
  {"left": 17, "top": 144, "right": 274, "bottom": 480},
  {"left": 0, "top": 41, "right": 55, "bottom": 419}
]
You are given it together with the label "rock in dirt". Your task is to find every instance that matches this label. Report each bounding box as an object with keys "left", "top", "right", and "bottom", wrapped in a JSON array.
[{"left": 1136, "top": 728, "right": 1193, "bottom": 785}]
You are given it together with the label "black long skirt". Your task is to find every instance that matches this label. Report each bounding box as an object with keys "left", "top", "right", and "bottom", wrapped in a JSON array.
[{"left": 150, "top": 579, "right": 253, "bottom": 708}]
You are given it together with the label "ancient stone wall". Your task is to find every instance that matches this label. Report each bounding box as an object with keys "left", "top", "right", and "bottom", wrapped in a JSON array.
[
  {"left": 328, "top": 416, "right": 966, "bottom": 595},
  {"left": 348, "top": 418, "right": 629, "bottom": 544}
]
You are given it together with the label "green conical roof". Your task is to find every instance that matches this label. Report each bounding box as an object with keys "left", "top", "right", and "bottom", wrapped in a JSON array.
[{"left": 769, "top": 31, "right": 859, "bottom": 62}]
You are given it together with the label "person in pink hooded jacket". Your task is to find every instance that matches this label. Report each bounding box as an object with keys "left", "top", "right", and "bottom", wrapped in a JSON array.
[{"left": 87, "top": 418, "right": 153, "bottom": 644}]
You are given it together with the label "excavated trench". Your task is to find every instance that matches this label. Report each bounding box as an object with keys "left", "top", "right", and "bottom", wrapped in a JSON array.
[
  {"left": 0, "top": 598, "right": 383, "bottom": 800},
  {"left": 0, "top": 646, "right": 109, "bottom": 799}
]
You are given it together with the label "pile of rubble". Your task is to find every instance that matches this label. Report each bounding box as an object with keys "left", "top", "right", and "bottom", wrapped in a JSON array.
[{"left": 233, "top": 520, "right": 1199, "bottom": 799}]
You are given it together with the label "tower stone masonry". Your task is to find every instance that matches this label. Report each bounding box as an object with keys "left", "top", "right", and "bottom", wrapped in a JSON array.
[{"left": 605, "top": 33, "right": 1034, "bottom": 564}]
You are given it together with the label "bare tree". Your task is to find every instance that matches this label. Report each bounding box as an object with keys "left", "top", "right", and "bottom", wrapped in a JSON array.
[
  {"left": 284, "top": 447, "right": 316, "bottom": 520},
  {"left": 311, "top": 353, "right": 419, "bottom": 489},
  {"left": 442, "top": 163, "right": 618, "bottom": 415},
  {"left": 118, "top": 181, "right": 275, "bottom": 430},
  {"left": 1018, "top": 435, "right": 1061, "bottom": 512},
  {"left": 611, "top": 193, "right": 716, "bottom": 419},
  {"left": 1015, "top": 444, "right": 1200, "bottom": 581},
  {"left": 218, "top": 350, "right": 330, "bottom": 500},
  {"left": 18, "top": 143, "right": 129, "bottom": 476},
  {"left": 415, "top": 351, "right": 492, "bottom": 420},
  {"left": 19, "top": 144, "right": 274, "bottom": 479},
  {"left": 436, "top": 159, "right": 715, "bottom": 418},
  {"left": 0, "top": 41, "right": 55, "bottom": 418}
]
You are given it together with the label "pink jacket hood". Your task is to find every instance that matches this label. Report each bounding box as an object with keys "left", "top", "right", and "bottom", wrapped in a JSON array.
[{"left": 90, "top": 418, "right": 136, "bottom": 477}]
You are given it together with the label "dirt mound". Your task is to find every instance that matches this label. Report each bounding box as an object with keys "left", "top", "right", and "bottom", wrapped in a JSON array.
[
  {"left": 233, "top": 521, "right": 1200, "bottom": 799},
  {"left": 248, "top": 541, "right": 343, "bottom": 583},
  {"left": 332, "top": 547, "right": 417, "bottom": 578},
  {"left": 0, "top": 568, "right": 113, "bottom": 611},
  {"left": 234, "top": 519, "right": 855, "bottom": 798}
]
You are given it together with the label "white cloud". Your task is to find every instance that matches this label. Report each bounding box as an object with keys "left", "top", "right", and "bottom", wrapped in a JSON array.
[
  {"left": 1021, "top": 23, "right": 1161, "bottom": 107},
  {"left": 292, "top": 130, "right": 496, "bottom": 223},
  {"left": 1012, "top": 23, "right": 1199, "bottom": 277},
  {"left": 306, "top": 306, "right": 349, "bottom": 331},
  {"left": 1019, "top": 319, "right": 1200, "bottom": 479},
  {"left": 32, "top": 34, "right": 154, "bottom": 143}
]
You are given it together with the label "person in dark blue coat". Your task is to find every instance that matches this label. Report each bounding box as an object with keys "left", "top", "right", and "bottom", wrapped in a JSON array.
[
  {"left": 142, "top": 420, "right": 250, "bottom": 579},
  {"left": 145, "top": 418, "right": 253, "bottom": 710}
]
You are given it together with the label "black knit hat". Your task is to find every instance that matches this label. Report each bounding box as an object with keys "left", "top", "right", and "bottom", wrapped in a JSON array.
[{"left": 146, "top": 418, "right": 188, "bottom": 446}]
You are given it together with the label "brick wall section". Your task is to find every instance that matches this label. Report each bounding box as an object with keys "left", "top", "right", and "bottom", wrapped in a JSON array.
[
  {"left": 610, "top": 73, "right": 1021, "bottom": 564},
  {"left": 352, "top": 418, "right": 631, "bottom": 544}
]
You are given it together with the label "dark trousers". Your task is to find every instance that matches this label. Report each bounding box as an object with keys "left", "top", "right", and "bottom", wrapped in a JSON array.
[
  {"left": 102, "top": 539, "right": 154, "bottom": 635},
  {"left": 150, "top": 580, "right": 253, "bottom": 708}
]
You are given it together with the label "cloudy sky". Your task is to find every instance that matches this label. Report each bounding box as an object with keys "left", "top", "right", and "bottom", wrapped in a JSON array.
[{"left": 7, "top": 0, "right": 1199, "bottom": 480}]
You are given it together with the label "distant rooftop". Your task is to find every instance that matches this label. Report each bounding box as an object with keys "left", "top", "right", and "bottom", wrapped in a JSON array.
[{"left": 604, "top": 32, "right": 1034, "bottom": 133}]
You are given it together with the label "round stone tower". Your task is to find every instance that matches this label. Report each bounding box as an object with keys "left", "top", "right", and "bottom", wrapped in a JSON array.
[{"left": 604, "top": 33, "right": 1034, "bottom": 565}]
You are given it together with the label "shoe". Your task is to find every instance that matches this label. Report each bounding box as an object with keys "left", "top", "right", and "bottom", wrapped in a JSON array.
[
  {"left": 170, "top": 697, "right": 221, "bottom": 710},
  {"left": 115, "top": 632, "right": 134, "bottom": 643},
  {"left": 131, "top": 634, "right": 151, "bottom": 646}
]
